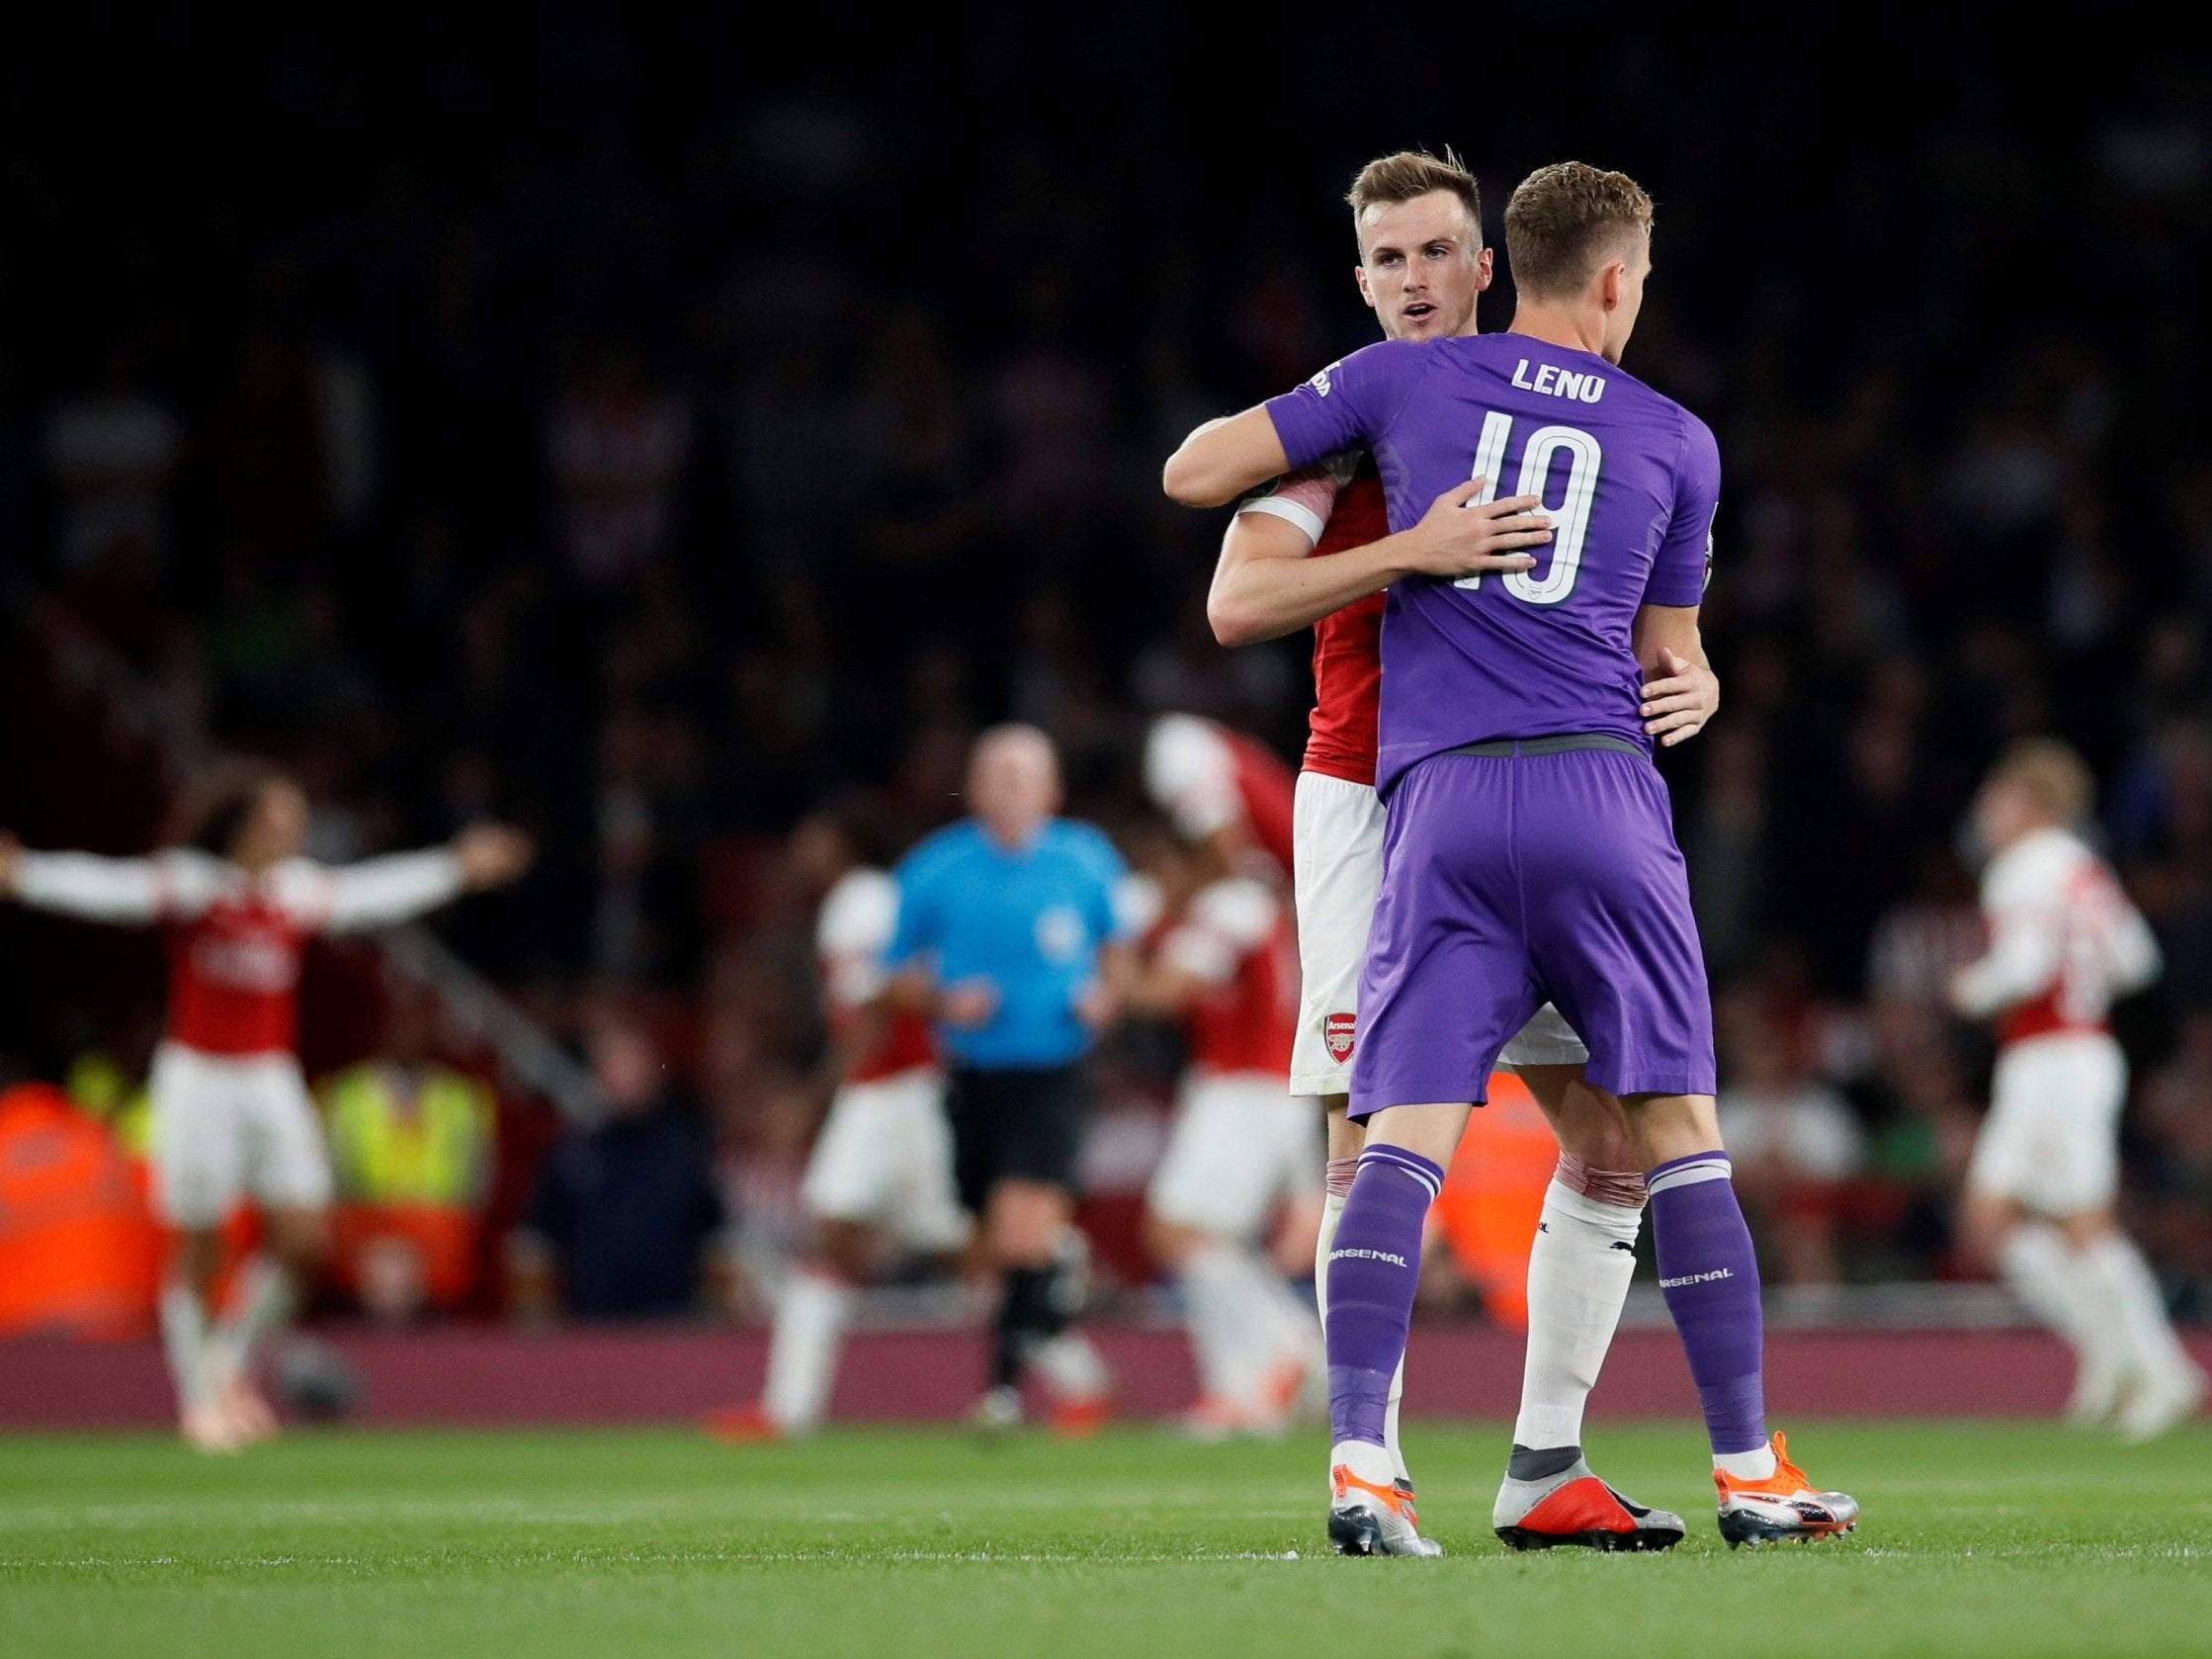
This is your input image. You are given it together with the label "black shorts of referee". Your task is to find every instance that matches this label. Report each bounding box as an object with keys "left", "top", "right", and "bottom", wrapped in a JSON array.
[{"left": 943, "top": 1062, "right": 1094, "bottom": 1216}]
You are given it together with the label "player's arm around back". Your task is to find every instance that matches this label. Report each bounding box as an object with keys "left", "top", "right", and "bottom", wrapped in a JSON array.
[
  {"left": 1162, "top": 408, "right": 1294, "bottom": 509},
  {"left": 1208, "top": 481, "right": 1548, "bottom": 648}
]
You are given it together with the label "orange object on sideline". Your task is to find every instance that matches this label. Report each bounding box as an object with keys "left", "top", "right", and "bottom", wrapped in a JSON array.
[
  {"left": 0, "top": 1083, "right": 163, "bottom": 1338},
  {"left": 330, "top": 1201, "right": 480, "bottom": 1310},
  {"left": 1430, "top": 1072, "right": 1558, "bottom": 1330}
]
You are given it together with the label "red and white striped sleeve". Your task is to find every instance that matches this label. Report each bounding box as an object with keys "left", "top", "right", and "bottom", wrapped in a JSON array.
[{"left": 1233, "top": 448, "right": 1360, "bottom": 550}]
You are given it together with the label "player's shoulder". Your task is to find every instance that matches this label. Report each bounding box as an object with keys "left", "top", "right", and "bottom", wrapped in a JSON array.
[
  {"left": 1319, "top": 334, "right": 1430, "bottom": 392},
  {"left": 817, "top": 866, "right": 898, "bottom": 948},
  {"left": 1986, "top": 827, "right": 2092, "bottom": 895},
  {"left": 894, "top": 822, "right": 980, "bottom": 883},
  {"left": 1613, "top": 361, "right": 1716, "bottom": 447},
  {"left": 150, "top": 847, "right": 232, "bottom": 905},
  {"left": 1045, "top": 817, "right": 1125, "bottom": 869}
]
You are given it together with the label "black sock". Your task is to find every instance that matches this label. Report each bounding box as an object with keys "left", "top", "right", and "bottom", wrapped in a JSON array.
[{"left": 992, "top": 1267, "right": 1068, "bottom": 1389}]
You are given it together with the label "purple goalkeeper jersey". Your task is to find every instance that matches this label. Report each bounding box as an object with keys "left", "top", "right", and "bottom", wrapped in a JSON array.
[{"left": 1265, "top": 332, "right": 1719, "bottom": 796}]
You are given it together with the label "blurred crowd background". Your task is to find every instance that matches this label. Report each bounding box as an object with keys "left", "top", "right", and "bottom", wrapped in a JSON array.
[{"left": 1, "top": 18, "right": 2208, "bottom": 1332}]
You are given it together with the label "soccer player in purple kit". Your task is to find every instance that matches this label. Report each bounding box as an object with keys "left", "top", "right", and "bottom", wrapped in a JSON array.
[{"left": 1164, "top": 161, "right": 1860, "bottom": 1551}]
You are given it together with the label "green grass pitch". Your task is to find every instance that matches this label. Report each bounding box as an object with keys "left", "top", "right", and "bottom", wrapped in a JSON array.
[{"left": 3, "top": 1420, "right": 2208, "bottom": 1658}]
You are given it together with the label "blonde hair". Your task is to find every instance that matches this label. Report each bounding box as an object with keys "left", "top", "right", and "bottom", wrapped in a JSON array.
[
  {"left": 1991, "top": 737, "right": 2096, "bottom": 825},
  {"left": 1503, "top": 161, "right": 1655, "bottom": 300},
  {"left": 1346, "top": 148, "right": 1483, "bottom": 249}
]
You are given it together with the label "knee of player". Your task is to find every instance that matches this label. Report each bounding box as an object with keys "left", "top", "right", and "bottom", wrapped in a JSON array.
[
  {"left": 1143, "top": 1210, "right": 1202, "bottom": 1268},
  {"left": 811, "top": 1220, "right": 877, "bottom": 1280},
  {"left": 269, "top": 1208, "right": 334, "bottom": 1272}
]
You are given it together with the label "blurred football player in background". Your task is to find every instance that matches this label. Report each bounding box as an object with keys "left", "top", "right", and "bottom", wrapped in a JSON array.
[
  {"left": 0, "top": 759, "right": 533, "bottom": 1450},
  {"left": 1950, "top": 737, "right": 2206, "bottom": 1441},
  {"left": 1120, "top": 818, "right": 1322, "bottom": 1439},
  {"left": 702, "top": 797, "right": 969, "bottom": 1441}
]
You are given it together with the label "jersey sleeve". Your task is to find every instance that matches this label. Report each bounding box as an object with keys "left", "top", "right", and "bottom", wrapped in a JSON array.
[
  {"left": 1951, "top": 843, "right": 2064, "bottom": 1016},
  {"left": 10, "top": 848, "right": 216, "bottom": 924},
  {"left": 287, "top": 850, "right": 467, "bottom": 934},
  {"left": 2099, "top": 867, "right": 2164, "bottom": 997},
  {"left": 1263, "top": 340, "right": 1420, "bottom": 474},
  {"left": 1144, "top": 714, "right": 1243, "bottom": 844},
  {"left": 1234, "top": 450, "right": 1359, "bottom": 548},
  {"left": 816, "top": 870, "right": 898, "bottom": 1008},
  {"left": 1159, "top": 878, "right": 1277, "bottom": 985},
  {"left": 1646, "top": 410, "right": 1721, "bottom": 607},
  {"left": 1114, "top": 872, "right": 1165, "bottom": 940}
]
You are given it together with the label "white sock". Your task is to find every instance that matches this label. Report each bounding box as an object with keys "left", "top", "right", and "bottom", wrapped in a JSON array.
[
  {"left": 1715, "top": 1443, "right": 1778, "bottom": 1481},
  {"left": 1513, "top": 1179, "right": 1643, "bottom": 1450},
  {"left": 1996, "top": 1224, "right": 2094, "bottom": 1349},
  {"left": 761, "top": 1271, "right": 855, "bottom": 1433},
  {"left": 1318, "top": 1183, "right": 1410, "bottom": 1481},
  {"left": 1032, "top": 1330, "right": 1109, "bottom": 1398},
  {"left": 1314, "top": 1190, "right": 1346, "bottom": 1327},
  {"left": 2079, "top": 1232, "right": 2194, "bottom": 1377},
  {"left": 159, "top": 1281, "right": 213, "bottom": 1412},
  {"left": 1176, "top": 1247, "right": 1265, "bottom": 1406},
  {"left": 1329, "top": 1436, "right": 1397, "bottom": 1488},
  {"left": 1252, "top": 1255, "right": 1321, "bottom": 1366},
  {"left": 212, "top": 1258, "right": 296, "bottom": 1382}
]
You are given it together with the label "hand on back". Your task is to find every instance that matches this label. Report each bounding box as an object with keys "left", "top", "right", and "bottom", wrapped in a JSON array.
[{"left": 1396, "top": 478, "right": 1551, "bottom": 580}]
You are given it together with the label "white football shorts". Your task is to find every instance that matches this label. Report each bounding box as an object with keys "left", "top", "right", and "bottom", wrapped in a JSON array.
[
  {"left": 1146, "top": 1071, "right": 1322, "bottom": 1239},
  {"left": 148, "top": 1041, "right": 334, "bottom": 1227},
  {"left": 1290, "top": 769, "right": 1589, "bottom": 1097},
  {"left": 800, "top": 1067, "right": 971, "bottom": 1254},
  {"left": 1965, "top": 1032, "right": 2127, "bottom": 1217}
]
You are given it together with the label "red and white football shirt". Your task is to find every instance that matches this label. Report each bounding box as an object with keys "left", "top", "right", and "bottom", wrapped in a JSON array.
[
  {"left": 1234, "top": 448, "right": 1386, "bottom": 787},
  {"left": 1951, "top": 827, "right": 2163, "bottom": 1050},
  {"left": 1143, "top": 714, "right": 1299, "bottom": 881},
  {"left": 14, "top": 847, "right": 466, "bottom": 1058},
  {"left": 1155, "top": 876, "right": 1298, "bottom": 1079},
  {"left": 815, "top": 866, "right": 938, "bottom": 1085}
]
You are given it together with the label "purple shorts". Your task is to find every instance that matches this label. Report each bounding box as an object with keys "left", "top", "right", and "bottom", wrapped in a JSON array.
[{"left": 1348, "top": 740, "right": 1716, "bottom": 1119}]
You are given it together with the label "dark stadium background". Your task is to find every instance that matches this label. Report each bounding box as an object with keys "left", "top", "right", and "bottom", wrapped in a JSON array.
[{"left": 2, "top": 14, "right": 2207, "bottom": 1337}]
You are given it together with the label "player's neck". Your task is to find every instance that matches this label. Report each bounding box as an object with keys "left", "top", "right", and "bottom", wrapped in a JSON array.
[
  {"left": 979, "top": 816, "right": 1047, "bottom": 853},
  {"left": 1507, "top": 304, "right": 1606, "bottom": 359}
]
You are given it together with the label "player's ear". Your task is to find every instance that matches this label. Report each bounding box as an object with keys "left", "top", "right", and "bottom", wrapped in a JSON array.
[
  {"left": 1598, "top": 259, "right": 1624, "bottom": 312},
  {"left": 1353, "top": 264, "right": 1378, "bottom": 310},
  {"left": 1475, "top": 247, "right": 1493, "bottom": 291}
]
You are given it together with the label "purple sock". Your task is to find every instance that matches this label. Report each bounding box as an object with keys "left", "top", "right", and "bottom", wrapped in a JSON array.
[
  {"left": 1649, "top": 1151, "right": 1767, "bottom": 1456},
  {"left": 1325, "top": 1145, "right": 1442, "bottom": 1448}
]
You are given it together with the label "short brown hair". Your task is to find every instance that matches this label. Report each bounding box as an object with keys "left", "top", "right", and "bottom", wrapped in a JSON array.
[
  {"left": 1346, "top": 148, "right": 1483, "bottom": 248},
  {"left": 1991, "top": 737, "right": 2096, "bottom": 825},
  {"left": 1503, "top": 161, "right": 1655, "bottom": 300}
]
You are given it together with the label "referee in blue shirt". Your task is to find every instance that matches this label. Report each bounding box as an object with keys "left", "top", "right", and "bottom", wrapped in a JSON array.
[{"left": 886, "top": 724, "right": 1135, "bottom": 1429}]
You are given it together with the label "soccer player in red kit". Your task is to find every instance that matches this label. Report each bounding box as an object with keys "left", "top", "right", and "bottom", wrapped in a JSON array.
[
  {"left": 0, "top": 760, "right": 533, "bottom": 1450},
  {"left": 701, "top": 800, "right": 969, "bottom": 1442},
  {"left": 1949, "top": 738, "right": 2205, "bottom": 1441},
  {"left": 1121, "top": 819, "right": 1323, "bottom": 1439},
  {"left": 1187, "top": 149, "right": 1720, "bottom": 1551}
]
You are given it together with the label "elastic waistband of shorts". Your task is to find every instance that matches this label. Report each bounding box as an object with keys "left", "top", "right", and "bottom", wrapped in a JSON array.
[{"left": 1440, "top": 734, "right": 1646, "bottom": 758}]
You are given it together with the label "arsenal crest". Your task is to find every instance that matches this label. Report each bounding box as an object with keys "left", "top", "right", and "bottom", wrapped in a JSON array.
[{"left": 1323, "top": 1011, "right": 1356, "bottom": 1062}]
